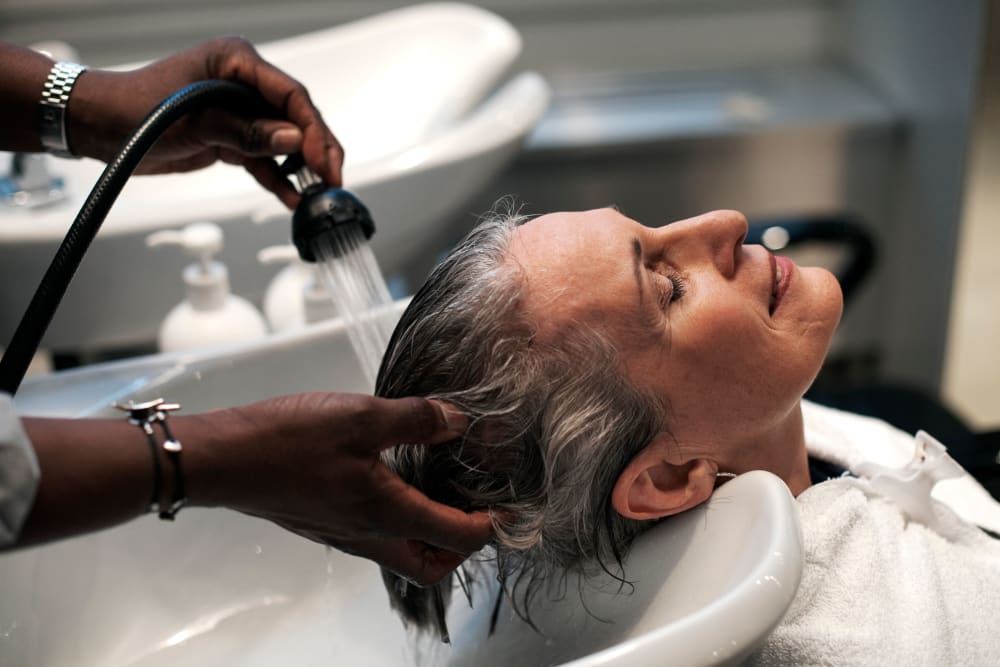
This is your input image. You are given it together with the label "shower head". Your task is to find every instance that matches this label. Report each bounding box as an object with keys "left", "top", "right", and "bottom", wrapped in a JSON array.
[
  {"left": 281, "top": 153, "right": 375, "bottom": 262},
  {"left": 279, "top": 154, "right": 391, "bottom": 386}
]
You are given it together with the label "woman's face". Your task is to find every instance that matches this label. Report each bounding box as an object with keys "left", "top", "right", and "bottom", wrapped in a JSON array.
[{"left": 507, "top": 208, "right": 843, "bottom": 458}]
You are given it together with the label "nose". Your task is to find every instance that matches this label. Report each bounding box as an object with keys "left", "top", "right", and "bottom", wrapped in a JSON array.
[{"left": 662, "top": 210, "right": 747, "bottom": 277}]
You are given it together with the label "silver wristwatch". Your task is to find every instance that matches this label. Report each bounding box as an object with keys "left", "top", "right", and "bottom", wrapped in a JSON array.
[{"left": 38, "top": 61, "right": 88, "bottom": 158}]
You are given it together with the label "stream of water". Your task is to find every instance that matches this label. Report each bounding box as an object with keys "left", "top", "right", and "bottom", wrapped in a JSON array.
[{"left": 311, "top": 223, "right": 395, "bottom": 389}]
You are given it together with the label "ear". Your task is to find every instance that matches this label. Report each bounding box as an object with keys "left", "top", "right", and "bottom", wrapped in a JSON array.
[{"left": 612, "top": 435, "right": 718, "bottom": 520}]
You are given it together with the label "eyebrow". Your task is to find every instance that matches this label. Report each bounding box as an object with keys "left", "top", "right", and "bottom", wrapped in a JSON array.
[{"left": 631, "top": 236, "right": 644, "bottom": 303}]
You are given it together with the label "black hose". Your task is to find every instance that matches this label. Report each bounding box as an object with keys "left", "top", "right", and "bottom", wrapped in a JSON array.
[{"left": 0, "top": 80, "right": 267, "bottom": 395}]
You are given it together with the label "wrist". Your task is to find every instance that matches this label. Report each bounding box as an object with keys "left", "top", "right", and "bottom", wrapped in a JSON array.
[
  {"left": 64, "top": 69, "right": 128, "bottom": 162},
  {"left": 171, "top": 409, "right": 254, "bottom": 509}
]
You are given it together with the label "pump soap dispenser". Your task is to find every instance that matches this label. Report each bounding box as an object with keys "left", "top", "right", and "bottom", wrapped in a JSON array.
[
  {"left": 258, "top": 244, "right": 338, "bottom": 332},
  {"left": 147, "top": 222, "right": 268, "bottom": 352}
]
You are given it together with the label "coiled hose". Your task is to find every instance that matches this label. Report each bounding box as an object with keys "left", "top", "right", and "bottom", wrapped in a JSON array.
[{"left": 0, "top": 80, "right": 267, "bottom": 395}]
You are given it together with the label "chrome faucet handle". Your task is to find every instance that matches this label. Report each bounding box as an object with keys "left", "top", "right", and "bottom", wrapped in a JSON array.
[{"left": 0, "top": 152, "right": 68, "bottom": 208}]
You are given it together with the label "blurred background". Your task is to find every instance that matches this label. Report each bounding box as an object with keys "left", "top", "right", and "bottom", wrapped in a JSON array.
[{"left": 1, "top": 0, "right": 997, "bottom": 428}]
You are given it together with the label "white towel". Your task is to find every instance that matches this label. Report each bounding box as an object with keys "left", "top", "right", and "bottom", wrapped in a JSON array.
[
  {"left": 744, "top": 401, "right": 1000, "bottom": 665},
  {"left": 801, "top": 400, "right": 1000, "bottom": 535},
  {"left": 748, "top": 478, "right": 1000, "bottom": 666}
]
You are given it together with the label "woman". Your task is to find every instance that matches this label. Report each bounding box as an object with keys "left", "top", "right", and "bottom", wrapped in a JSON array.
[{"left": 376, "top": 205, "right": 1000, "bottom": 662}]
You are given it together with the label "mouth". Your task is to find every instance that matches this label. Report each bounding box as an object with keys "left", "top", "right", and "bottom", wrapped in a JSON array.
[{"left": 769, "top": 253, "right": 793, "bottom": 316}]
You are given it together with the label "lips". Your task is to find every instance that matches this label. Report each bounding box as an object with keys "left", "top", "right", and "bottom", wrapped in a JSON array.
[{"left": 769, "top": 253, "right": 793, "bottom": 315}]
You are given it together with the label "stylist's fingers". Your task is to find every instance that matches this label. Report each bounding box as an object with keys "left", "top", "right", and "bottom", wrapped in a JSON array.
[
  {"left": 264, "top": 520, "right": 467, "bottom": 585},
  {"left": 249, "top": 59, "right": 343, "bottom": 187},
  {"left": 351, "top": 538, "right": 471, "bottom": 586},
  {"left": 214, "top": 39, "right": 343, "bottom": 186},
  {"left": 135, "top": 150, "right": 219, "bottom": 175},
  {"left": 358, "top": 397, "right": 468, "bottom": 454},
  {"left": 235, "top": 154, "right": 300, "bottom": 208},
  {"left": 377, "top": 477, "right": 493, "bottom": 554},
  {"left": 194, "top": 110, "right": 304, "bottom": 157},
  {"left": 148, "top": 146, "right": 299, "bottom": 208}
]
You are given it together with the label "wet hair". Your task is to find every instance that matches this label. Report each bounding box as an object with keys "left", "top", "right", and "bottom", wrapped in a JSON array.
[{"left": 375, "top": 203, "right": 664, "bottom": 640}]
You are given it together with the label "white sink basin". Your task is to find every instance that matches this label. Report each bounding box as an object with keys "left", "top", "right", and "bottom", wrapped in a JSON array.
[
  {"left": 5, "top": 301, "right": 802, "bottom": 666},
  {"left": 0, "top": 471, "right": 799, "bottom": 667},
  {"left": 0, "top": 3, "right": 550, "bottom": 351},
  {"left": 442, "top": 471, "right": 802, "bottom": 667}
]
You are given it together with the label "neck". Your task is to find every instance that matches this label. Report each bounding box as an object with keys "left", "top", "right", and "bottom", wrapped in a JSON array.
[{"left": 729, "top": 401, "right": 812, "bottom": 496}]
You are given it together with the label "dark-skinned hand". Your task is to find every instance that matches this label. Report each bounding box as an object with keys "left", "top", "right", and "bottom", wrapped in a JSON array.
[
  {"left": 67, "top": 36, "right": 342, "bottom": 208},
  {"left": 186, "top": 392, "right": 493, "bottom": 585}
]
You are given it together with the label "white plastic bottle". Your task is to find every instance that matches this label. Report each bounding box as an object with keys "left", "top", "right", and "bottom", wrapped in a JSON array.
[
  {"left": 258, "top": 244, "right": 337, "bottom": 332},
  {"left": 146, "top": 222, "right": 268, "bottom": 352}
]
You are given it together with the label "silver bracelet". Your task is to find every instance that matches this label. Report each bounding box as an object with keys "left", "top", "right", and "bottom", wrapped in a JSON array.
[
  {"left": 114, "top": 398, "right": 187, "bottom": 520},
  {"left": 38, "top": 61, "right": 88, "bottom": 158}
]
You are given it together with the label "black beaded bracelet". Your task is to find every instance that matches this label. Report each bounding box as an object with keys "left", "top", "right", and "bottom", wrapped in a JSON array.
[{"left": 114, "top": 398, "right": 186, "bottom": 520}]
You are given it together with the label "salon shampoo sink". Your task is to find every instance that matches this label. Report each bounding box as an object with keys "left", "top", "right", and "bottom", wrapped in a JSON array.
[
  {"left": 441, "top": 471, "right": 802, "bottom": 667},
  {"left": 4, "top": 301, "right": 803, "bottom": 666},
  {"left": 0, "top": 2, "right": 550, "bottom": 352}
]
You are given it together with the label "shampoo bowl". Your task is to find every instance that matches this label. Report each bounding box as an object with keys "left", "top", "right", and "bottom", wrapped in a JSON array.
[
  {"left": 0, "top": 469, "right": 800, "bottom": 666},
  {"left": 0, "top": 3, "right": 550, "bottom": 351},
  {"left": 441, "top": 471, "right": 803, "bottom": 667},
  {"left": 4, "top": 301, "right": 803, "bottom": 666}
]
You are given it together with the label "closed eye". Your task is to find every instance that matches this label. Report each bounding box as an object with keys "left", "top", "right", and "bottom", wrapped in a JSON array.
[
  {"left": 632, "top": 235, "right": 685, "bottom": 313},
  {"left": 651, "top": 268, "right": 686, "bottom": 309}
]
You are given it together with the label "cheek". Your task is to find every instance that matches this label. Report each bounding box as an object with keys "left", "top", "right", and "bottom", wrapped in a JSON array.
[
  {"left": 671, "top": 301, "right": 777, "bottom": 398},
  {"left": 667, "top": 299, "right": 810, "bottom": 424},
  {"left": 675, "top": 298, "right": 764, "bottom": 367},
  {"left": 642, "top": 275, "right": 840, "bottom": 438}
]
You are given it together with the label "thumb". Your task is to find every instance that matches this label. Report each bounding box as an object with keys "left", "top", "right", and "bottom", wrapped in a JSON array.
[
  {"left": 199, "top": 110, "right": 304, "bottom": 157},
  {"left": 366, "top": 397, "right": 468, "bottom": 452}
]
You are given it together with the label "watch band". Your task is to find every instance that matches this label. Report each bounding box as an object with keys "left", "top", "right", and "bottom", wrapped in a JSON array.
[{"left": 38, "top": 61, "right": 88, "bottom": 158}]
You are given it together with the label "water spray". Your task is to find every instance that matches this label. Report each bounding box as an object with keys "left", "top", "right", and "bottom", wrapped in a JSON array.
[{"left": 282, "top": 154, "right": 394, "bottom": 387}]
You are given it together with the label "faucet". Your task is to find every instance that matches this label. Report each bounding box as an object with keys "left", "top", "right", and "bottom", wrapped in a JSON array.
[{"left": 0, "top": 152, "right": 68, "bottom": 208}]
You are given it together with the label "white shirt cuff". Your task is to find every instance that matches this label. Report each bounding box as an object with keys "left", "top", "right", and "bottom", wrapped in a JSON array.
[{"left": 0, "top": 392, "right": 40, "bottom": 546}]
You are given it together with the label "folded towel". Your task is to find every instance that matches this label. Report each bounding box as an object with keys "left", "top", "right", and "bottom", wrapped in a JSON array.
[
  {"left": 745, "top": 401, "right": 1000, "bottom": 665},
  {"left": 747, "top": 478, "right": 1000, "bottom": 666}
]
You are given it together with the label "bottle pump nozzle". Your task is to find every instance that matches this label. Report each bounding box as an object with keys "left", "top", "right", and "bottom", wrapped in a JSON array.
[
  {"left": 257, "top": 244, "right": 337, "bottom": 328},
  {"left": 146, "top": 222, "right": 229, "bottom": 311},
  {"left": 146, "top": 222, "right": 224, "bottom": 274},
  {"left": 145, "top": 221, "right": 267, "bottom": 350}
]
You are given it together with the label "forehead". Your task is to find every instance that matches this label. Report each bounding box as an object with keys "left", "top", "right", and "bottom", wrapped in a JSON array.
[
  {"left": 507, "top": 209, "right": 641, "bottom": 337},
  {"left": 508, "top": 209, "right": 631, "bottom": 270}
]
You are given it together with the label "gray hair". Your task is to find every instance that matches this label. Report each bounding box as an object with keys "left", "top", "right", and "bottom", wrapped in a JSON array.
[{"left": 375, "top": 203, "right": 664, "bottom": 640}]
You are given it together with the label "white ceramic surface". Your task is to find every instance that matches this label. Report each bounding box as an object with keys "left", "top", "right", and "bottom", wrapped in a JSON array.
[
  {"left": 0, "top": 467, "right": 799, "bottom": 667},
  {"left": 12, "top": 300, "right": 408, "bottom": 419},
  {"left": 6, "top": 300, "right": 802, "bottom": 666},
  {"left": 441, "top": 471, "right": 803, "bottom": 667},
  {"left": 0, "top": 3, "right": 549, "bottom": 350}
]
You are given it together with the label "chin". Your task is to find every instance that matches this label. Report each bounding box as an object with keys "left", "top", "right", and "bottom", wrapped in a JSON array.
[
  {"left": 801, "top": 266, "right": 844, "bottom": 364},
  {"left": 813, "top": 267, "right": 845, "bottom": 329}
]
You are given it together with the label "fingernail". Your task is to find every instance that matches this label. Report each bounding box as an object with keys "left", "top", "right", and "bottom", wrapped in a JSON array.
[
  {"left": 438, "top": 403, "right": 468, "bottom": 435},
  {"left": 328, "top": 147, "right": 341, "bottom": 181},
  {"left": 270, "top": 128, "right": 303, "bottom": 154}
]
